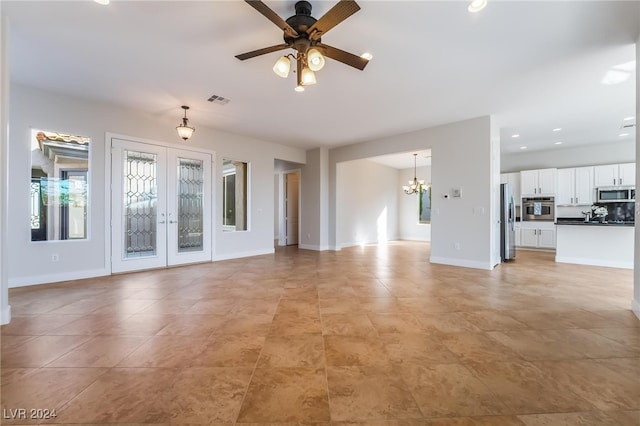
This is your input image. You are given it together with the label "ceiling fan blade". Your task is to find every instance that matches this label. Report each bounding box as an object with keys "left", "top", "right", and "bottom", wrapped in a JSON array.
[
  {"left": 307, "top": 0, "right": 360, "bottom": 40},
  {"left": 235, "top": 43, "right": 290, "bottom": 61},
  {"left": 317, "top": 43, "right": 369, "bottom": 70},
  {"left": 244, "top": 0, "right": 298, "bottom": 37}
]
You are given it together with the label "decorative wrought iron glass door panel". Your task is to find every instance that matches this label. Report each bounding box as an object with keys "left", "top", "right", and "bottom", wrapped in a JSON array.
[
  {"left": 167, "top": 150, "right": 212, "bottom": 266},
  {"left": 111, "top": 138, "right": 212, "bottom": 273},
  {"left": 123, "top": 151, "right": 158, "bottom": 257},
  {"left": 111, "top": 140, "right": 167, "bottom": 273}
]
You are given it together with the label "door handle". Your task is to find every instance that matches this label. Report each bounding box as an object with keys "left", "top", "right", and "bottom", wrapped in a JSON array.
[
  {"left": 159, "top": 213, "right": 166, "bottom": 224},
  {"left": 168, "top": 212, "right": 177, "bottom": 224}
]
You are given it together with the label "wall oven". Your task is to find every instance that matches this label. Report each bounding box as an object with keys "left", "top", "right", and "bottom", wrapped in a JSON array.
[
  {"left": 597, "top": 186, "right": 635, "bottom": 203},
  {"left": 522, "top": 197, "right": 555, "bottom": 221}
]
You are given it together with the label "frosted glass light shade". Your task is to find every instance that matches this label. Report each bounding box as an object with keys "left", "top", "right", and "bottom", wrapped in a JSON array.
[
  {"left": 307, "top": 48, "right": 325, "bottom": 72},
  {"left": 301, "top": 67, "right": 316, "bottom": 85},
  {"left": 273, "top": 56, "right": 291, "bottom": 78},
  {"left": 176, "top": 124, "right": 195, "bottom": 141}
]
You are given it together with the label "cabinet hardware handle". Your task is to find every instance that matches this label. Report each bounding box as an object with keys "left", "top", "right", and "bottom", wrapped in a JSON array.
[
  {"left": 576, "top": 197, "right": 578, "bottom": 203},
  {"left": 614, "top": 178, "right": 616, "bottom": 185}
]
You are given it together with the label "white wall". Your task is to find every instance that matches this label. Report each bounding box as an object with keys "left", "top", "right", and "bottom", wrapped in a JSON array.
[
  {"left": 634, "top": 29, "right": 640, "bottom": 319},
  {"left": 0, "top": 13, "right": 10, "bottom": 323},
  {"left": 336, "top": 159, "right": 399, "bottom": 248},
  {"left": 274, "top": 173, "right": 279, "bottom": 240},
  {"left": 8, "top": 84, "right": 306, "bottom": 286},
  {"left": 502, "top": 141, "right": 635, "bottom": 173},
  {"left": 300, "top": 147, "right": 329, "bottom": 250},
  {"left": 329, "top": 116, "right": 495, "bottom": 270},
  {"left": 398, "top": 165, "right": 431, "bottom": 241}
]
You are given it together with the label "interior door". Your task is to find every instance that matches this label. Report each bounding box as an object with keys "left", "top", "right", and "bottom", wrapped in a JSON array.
[
  {"left": 285, "top": 172, "right": 299, "bottom": 245},
  {"left": 111, "top": 139, "right": 213, "bottom": 273}
]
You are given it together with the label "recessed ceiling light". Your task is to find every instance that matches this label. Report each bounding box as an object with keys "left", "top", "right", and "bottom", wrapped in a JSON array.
[
  {"left": 520, "top": 146, "right": 527, "bottom": 150},
  {"left": 94, "top": 0, "right": 109, "bottom": 4},
  {"left": 468, "top": 0, "right": 487, "bottom": 13},
  {"left": 555, "top": 141, "right": 563, "bottom": 145},
  {"left": 623, "top": 116, "right": 634, "bottom": 121},
  {"left": 552, "top": 128, "right": 562, "bottom": 132},
  {"left": 361, "top": 52, "right": 373, "bottom": 61},
  {"left": 511, "top": 134, "right": 520, "bottom": 138},
  {"left": 619, "top": 133, "right": 629, "bottom": 137}
]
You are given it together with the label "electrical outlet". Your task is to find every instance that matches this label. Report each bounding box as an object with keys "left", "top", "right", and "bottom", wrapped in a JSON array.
[
  {"left": 454, "top": 242, "right": 461, "bottom": 250},
  {"left": 51, "top": 253, "right": 60, "bottom": 262}
]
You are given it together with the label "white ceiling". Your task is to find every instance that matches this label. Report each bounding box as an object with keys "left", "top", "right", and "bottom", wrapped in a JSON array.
[
  {"left": 368, "top": 150, "right": 432, "bottom": 170},
  {"left": 3, "top": 0, "right": 638, "bottom": 168}
]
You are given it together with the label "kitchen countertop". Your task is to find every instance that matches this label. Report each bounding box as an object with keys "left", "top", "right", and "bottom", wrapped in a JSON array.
[{"left": 556, "top": 218, "right": 634, "bottom": 227}]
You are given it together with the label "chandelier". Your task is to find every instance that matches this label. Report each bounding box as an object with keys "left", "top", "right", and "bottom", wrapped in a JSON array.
[{"left": 403, "top": 153, "right": 426, "bottom": 195}]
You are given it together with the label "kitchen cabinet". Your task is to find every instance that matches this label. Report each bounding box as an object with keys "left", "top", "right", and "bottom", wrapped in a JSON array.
[
  {"left": 500, "top": 172, "right": 521, "bottom": 205},
  {"left": 594, "top": 163, "right": 635, "bottom": 187},
  {"left": 519, "top": 223, "right": 556, "bottom": 249},
  {"left": 557, "top": 167, "right": 594, "bottom": 206},
  {"left": 521, "top": 168, "right": 556, "bottom": 196}
]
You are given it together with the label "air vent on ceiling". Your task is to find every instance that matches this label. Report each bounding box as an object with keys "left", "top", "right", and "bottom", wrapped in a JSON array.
[{"left": 207, "top": 94, "right": 230, "bottom": 105}]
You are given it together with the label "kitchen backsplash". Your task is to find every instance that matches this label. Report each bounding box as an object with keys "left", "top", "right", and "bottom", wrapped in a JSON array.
[
  {"left": 593, "top": 202, "right": 634, "bottom": 222},
  {"left": 557, "top": 202, "right": 635, "bottom": 222}
]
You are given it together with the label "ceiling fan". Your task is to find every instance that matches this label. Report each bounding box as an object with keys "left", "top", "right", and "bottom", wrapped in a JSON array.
[{"left": 235, "top": 0, "right": 370, "bottom": 91}]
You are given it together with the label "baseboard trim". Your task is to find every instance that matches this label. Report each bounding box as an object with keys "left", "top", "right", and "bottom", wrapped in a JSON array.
[
  {"left": 555, "top": 256, "right": 633, "bottom": 270},
  {"left": 430, "top": 256, "right": 494, "bottom": 270},
  {"left": 1, "top": 305, "right": 11, "bottom": 325},
  {"left": 214, "top": 248, "right": 274, "bottom": 261},
  {"left": 9, "top": 268, "right": 110, "bottom": 288},
  {"left": 298, "top": 244, "right": 330, "bottom": 251},
  {"left": 632, "top": 299, "right": 640, "bottom": 321}
]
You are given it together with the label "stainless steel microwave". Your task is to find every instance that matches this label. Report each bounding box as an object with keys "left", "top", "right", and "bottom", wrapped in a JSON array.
[{"left": 597, "top": 186, "right": 635, "bottom": 203}]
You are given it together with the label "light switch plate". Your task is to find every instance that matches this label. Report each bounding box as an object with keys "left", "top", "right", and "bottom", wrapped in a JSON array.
[{"left": 452, "top": 188, "right": 461, "bottom": 198}]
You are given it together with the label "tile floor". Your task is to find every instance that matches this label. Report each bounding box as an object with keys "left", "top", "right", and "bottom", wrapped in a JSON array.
[{"left": 1, "top": 242, "right": 639, "bottom": 425}]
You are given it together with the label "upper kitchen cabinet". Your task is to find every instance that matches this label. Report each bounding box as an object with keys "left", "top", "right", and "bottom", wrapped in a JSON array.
[
  {"left": 521, "top": 168, "right": 556, "bottom": 196},
  {"left": 594, "top": 163, "right": 636, "bottom": 187},
  {"left": 557, "top": 167, "right": 594, "bottom": 206},
  {"left": 500, "top": 172, "right": 521, "bottom": 205}
]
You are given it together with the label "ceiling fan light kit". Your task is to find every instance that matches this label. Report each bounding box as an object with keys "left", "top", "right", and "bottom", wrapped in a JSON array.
[{"left": 236, "top": 0, "right": 370, "bottom": 91}]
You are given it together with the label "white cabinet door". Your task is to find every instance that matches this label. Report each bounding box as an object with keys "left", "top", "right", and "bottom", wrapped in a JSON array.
[
  {"left": 594, "top": 165, "right": 618, "bottom": 187},
  {"left": 511, "top": 173, "right": 521, "bottom": 205},
  {"left": 619, "top": 163, "right": 635, "bottom": 186},
  {"left": 556, "top": 169, "right": 575, "bottom": 205},
  {"left": 538, "top": 229, "right": 556, "bottom": 249},
  {"left": 574, "top": 166, "right": 594, "bottom": 205},
  {"left": 515, "top": 228, "right": 521, "bottom": 246},
  {"left": 538, "top": 169, "right": 557, "bottom": 195},
  {"left": 520, "top": 229, "right": 538, "bottom": 247},
  {"left": 521, "top": 171, "right": 538, "bottom": 196}
]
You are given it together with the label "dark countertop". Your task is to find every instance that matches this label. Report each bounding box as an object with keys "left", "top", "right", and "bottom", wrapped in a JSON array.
[{"left": 556, "top": 218, "right": 634, "bottom": 227}]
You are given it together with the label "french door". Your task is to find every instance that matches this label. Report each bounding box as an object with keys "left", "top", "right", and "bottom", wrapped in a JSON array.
[{"left": 111, "top": 138, "right": 212, "bottom": 273}]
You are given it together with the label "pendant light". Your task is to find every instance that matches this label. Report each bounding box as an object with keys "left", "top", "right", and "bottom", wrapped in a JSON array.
[
  {"left": 403, "top": 153, "right": 425, "bottom": 195},
  {"left": 176, "top": 105, "right": 195, "bottom": 141}
]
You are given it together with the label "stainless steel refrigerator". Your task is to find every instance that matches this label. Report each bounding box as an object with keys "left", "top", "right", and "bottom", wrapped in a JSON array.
[{"left": 500, "top": 183, "right": 516, "bottom": 261}]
